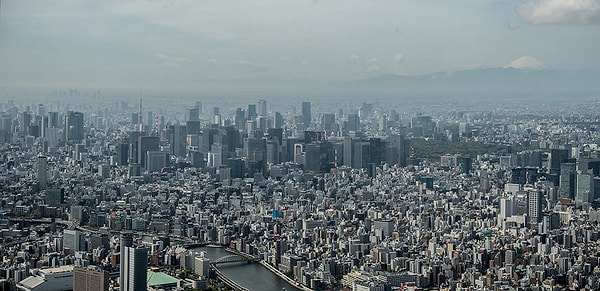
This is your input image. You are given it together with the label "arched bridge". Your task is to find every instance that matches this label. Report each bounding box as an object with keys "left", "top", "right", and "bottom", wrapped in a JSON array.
[{"left": 213, "top": 254, "right": 257, "bottom": 265}]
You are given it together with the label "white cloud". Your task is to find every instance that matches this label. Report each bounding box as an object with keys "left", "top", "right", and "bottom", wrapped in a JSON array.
[
  {"left": 155, "top": 53, "right": 194, "bottom": 67},
  {"left": 394, "top": 53, "right": 405, "bottom": 64},
  {"left": 517, "top": 0, "right": 600, "bottom": 25}
]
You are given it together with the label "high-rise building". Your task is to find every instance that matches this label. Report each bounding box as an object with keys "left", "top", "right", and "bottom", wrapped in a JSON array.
[
  {"left": 117, "top": 142, "right": 129, "bottom": 166},
  {"left": 20, "top": 111, "right": 31, "bottom": 133},
  {"left": 187, "top": 106, "right": 200, "bottom": 122},
  {"left": 63, "top": 229, "right": 84, "bottom": 255},
  {"left": 45, "top": 188, "right": 63, "bottom": 206},
  {"left": 247, "top": 104, "right": 257, "bottom": 119},
  {"left": 387, "top": 134, "right": 410, "bottom": 167},
  {"left": 498, "top": 196, "right": 514, "bottom": 226},
  {"left": 346, "top": 113, "right": 360, "bottom": 131},
  {"left": 138, "top": 136, "right": 160, "bottom": 169},
  {"left": 559, "top": 162, "right": 576, "bottom": 199},
  {"left": 320, "top": 113, "right": 337, "bottom": 133},
  {"left": 550, "top": 149, "right": 569, "bottom": 173},
  {"left": 37, "top": 155, "right": 47, "bottom": 190},
  {"left": 302, "top": 101, "right": 311, "bottom": 128},
  {"left": 65, "top": 111, "right": 85, "bottom": 141},
  {"left": 194, "top": 255, "right": 210, "bottom": 277},
  {"left": 527, "top": 190, "right": 543, "bottom": 226},
  {"left": 146, "top": 111, "right": 153, "bottom": 129},
  {"left": 273, "top": 112, "right": 284, "bottom": 129},
  {"left": 168, "top": 125, "right": 187, "bottom": 157},
  {"left": 119, "top": 232, "right": 133, "bottom": 289},
  {"left": 73, "top": 266, "right": 109, "bottom": 291},
  {"left": 121, "top": 246, "right": 148, "bottom": 291},
  {"left": 258, "top": 99, "right": 267, "bottom": 117},
  {"left": 146, "top": 151, "right": 169, "bottom": 173},
  {"left": 576, "top": 171, "right": 594, "bottom": 205},
  {"left": 235, "top": 108, "right": 247, "bottom": 130}
]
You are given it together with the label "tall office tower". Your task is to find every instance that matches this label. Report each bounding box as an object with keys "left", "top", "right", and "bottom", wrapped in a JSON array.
[
  {"left": 273, "top": 112, "right": 284, "bottom": 129},
  {"left": 320, "top": 113, "right": 336, "bottom": 133},
  {"left": 41, "top": 116, "right": 48, "bottom": 138},
  {"left": 559, "top": 162, "right": 576, "bottom": 199},
  {"left": 20, "top": 111, "right": 31, "bottom": 133},
  {"left": 48, "top": 111, "right": 60, "bottom": 127},
  {"left": 459, "top": 157, "right": 472, "bottom": 174},
  {"left": 266, "top": 139, "right": 280, "bottom": 164},
  {"left": 187, "top": 106, "right": 200, "bottom": 122},
  {"left": 121, "top": 246, "right": 148, "bottom": 291},
  {"left": 45, "top": 188, "right": 63, "bottom": 206},
  {"left": 146, "top": 111, "right": 153, "bottom": 129},
  {"left": 65, "top": 111, "right": 85, "bottom": 141},
  {"left": 37, "top": 104, "right": 46, "bottom": 116},
  {"left": 146, "top": 151, "right": 169, "bottom": 173},
  {"left": 267, "top": 128, "right": 283, "bottom": 144},
  {"left": 235, "top": 108, "right": 246, "bottom": 130},
  {"left": 498, "top": 196, "right": 514, "bottom": 225},
  {"left": 576, "top": 171, "right": 594, "bottom": 205},
  {"left": 527, "top": 190, "right": 543, "bottom": 226},
  {"left": 550, "top": 149, "right": 569, "bottom": 174},
  {"left": 168, "top": 125, "right": 187, "bottom": 157},
  {"left": 63, "top": 229, "right": 84, "bottom": 255},
  {"left": 343, "top": 137, "right": 355, "bottom": 167},
  {"left": 346, "top": 113, "right": 360, "bottom": 131},
  {"left": 117, "top": 142, "right": 130, "bottom": 166},
  {"left": 301, "top": 101, "right": 311, "bottom": 127},
  {"left": 73, "top": 266, "right": 109, "bottom": 291},
  {"left": 37, "top": 155, "right": 47, "bottom": 190},
  {"left": 138, "top": 136, "right": 160, "bottom": 168},
  {"left": 244, "top": 137, "right": 267, "bottom": 176},
  {"left": 247, "top": 104, "right": 257, "bottom": 119},
  {"left": 257, "top": 99, "right": 267, "bottom": 117},
  {"left": 387, "top": 134, "right": 409, "bottom": 167},
  {"left": 119, "top": 232, "right": 133, "bottom": 289}
]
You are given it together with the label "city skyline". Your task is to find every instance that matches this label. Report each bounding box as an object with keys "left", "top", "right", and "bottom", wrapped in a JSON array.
[{"left": 1, "top": 0, "right": 599, "bottom": 94}]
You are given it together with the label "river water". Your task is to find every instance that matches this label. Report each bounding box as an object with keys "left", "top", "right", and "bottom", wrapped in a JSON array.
[{"left": 192, "top": 246, "right": 299, "bottom": 291}]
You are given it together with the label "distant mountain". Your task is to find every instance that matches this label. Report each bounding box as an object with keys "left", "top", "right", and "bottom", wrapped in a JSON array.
[{"left": 346, "top": 67, "right": 600, "bottom": 98}]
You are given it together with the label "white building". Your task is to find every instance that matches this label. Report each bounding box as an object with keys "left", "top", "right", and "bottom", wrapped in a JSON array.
[{"left": 17, "top": 265, "right": 73, "bottom": 291}]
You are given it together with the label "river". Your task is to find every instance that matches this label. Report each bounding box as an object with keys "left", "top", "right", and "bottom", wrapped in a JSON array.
[{"left": 192, "top": 246, "right": 300, "bottom": 291}]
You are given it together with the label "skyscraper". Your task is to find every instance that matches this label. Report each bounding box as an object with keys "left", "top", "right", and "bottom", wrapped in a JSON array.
[
  {"left": 258, "top": 99, "right": 267, "bottom": 117},
  {"left": 65, "top": 111, "right": 84, "bottom": 141},
  {"left": 346, "top": 113, "right": 360, "bottom": 131},
  {"left": 247, "top": 104, "right": 257, "bottom": 119},
  {"left": 138, "top": 136, "right": 160, "bottom": 169},
  {"left": 37, "top": 155, "right": 47, "bottom": 190},
  {"left": 273, "top": 112, "right": 284, "bottom": 129},
  {"left": 559, "top": 162, "right": 576, "bottom": 199},
  {"left": 121, "top": 246, "right": 148, "bottom": 291},
  {"left": 576, "top": 171, "right": 594, "bottom": 205},
  {"left": 187, "top": 106, "right": 200, "bottom": 122},
  {"left": 302, "top": 101, "right": 311, "bottom": 128},
  {"left": 119, "top": 232, "right": 133, "bottom": 289},
  {"left": 527, "top": 190, "right": 543, "bottom": 226},
  {"left": 63, "top": 229, "right": 84, "bottom": 255}
]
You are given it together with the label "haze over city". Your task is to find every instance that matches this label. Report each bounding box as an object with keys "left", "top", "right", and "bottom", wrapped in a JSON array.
[{"left": 1, "top": 0, "right": 600, "bottom": 96}]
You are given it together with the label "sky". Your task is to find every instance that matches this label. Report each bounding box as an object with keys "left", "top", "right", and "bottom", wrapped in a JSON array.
[{"left": 0, "top": 0, "right": 599, "bottom": 94}]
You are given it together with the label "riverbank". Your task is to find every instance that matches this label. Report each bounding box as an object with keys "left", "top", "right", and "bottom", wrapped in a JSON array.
[
  {"left": 258, "top": 260, "right": 313, "bottom": 291},
  {"left": 222, "top": 247, "right": 311, "bottom": 291}
]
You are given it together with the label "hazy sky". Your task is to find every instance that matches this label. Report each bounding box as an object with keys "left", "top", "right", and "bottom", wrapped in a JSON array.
[{"left": 1, "top": 0, "right": 599, "bottom": 92}]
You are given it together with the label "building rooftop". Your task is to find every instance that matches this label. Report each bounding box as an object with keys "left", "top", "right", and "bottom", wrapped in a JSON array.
[{"left": 147, "top": 270, "right": 179, "bottom": 287}]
